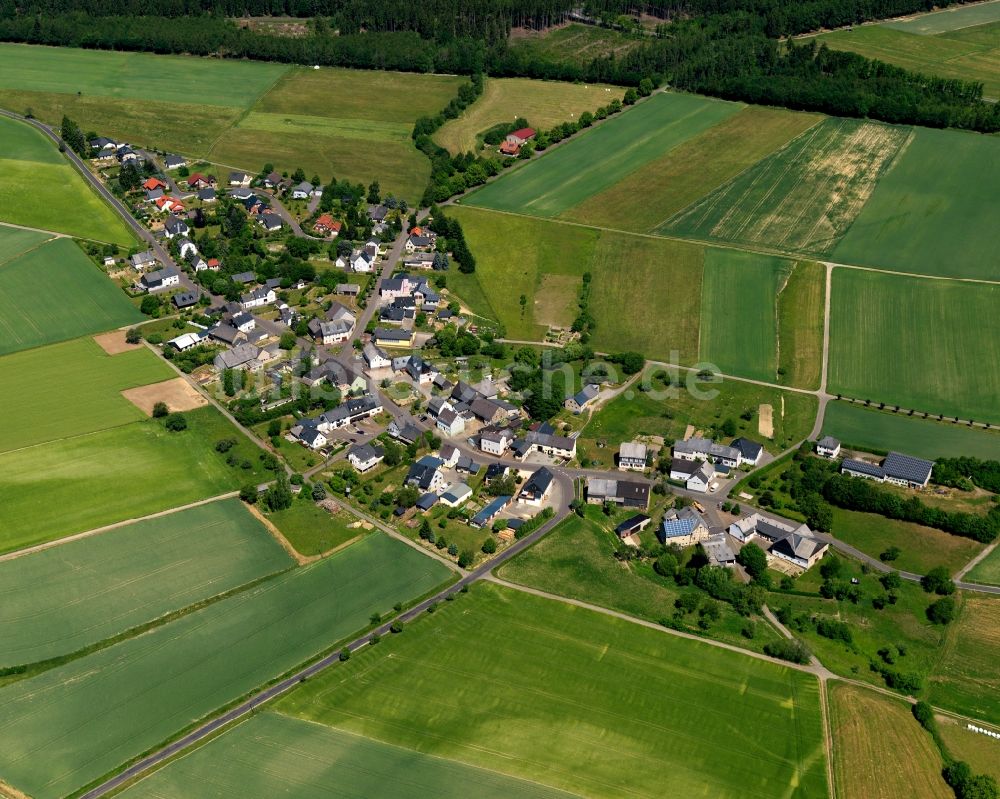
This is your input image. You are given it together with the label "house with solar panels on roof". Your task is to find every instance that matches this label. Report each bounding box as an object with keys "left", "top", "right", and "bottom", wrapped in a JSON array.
[
  {"left": 658, "top": 507, "right": 710, "bottom": 547},
  {"left": 841, "top": 451, "right": 934, "bottom": 489}
]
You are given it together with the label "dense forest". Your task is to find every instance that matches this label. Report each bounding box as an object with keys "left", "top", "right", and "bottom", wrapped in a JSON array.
[{"left": 0, "top": 0, "right": 997, "bottom": 131}]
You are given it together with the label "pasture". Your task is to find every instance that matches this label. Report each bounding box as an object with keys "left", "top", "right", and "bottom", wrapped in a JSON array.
[
  {"left": 278, "top": 583, "right": 829, "bottom": 799},
  {"left": 827, "top": 269, "right": 1000, "bottom": 423},
  {"left": 465, "top": 91, "right": 742, "bottom": 217},
  {"left": 698, "top": 249, "right": 791, "bottom": 383},
  {"left": 0, "top": 533, "right": 451, "bottom": 799},
  {"left": 829, "top": 683, "right": 950, "bottom": 799},
  {"left": 433, "top": 76, "right": 621, "bottom": 154},
  {"left": 821, "top": 401, "right": 1000, "bottom": 460},
  {"left": 118, "top": 712, "right": 576, "bottom": 799},
  {"left": 0, "top": 406, "right": 272, "bottom": 552},
  {"left": 0, "top": 498, "right": 292, "bottom": 668},
  {"left": 0, "top": 115, "right": 135, "bottom": 243},
  {"left": 662, "top": 117, "right": 910, "bottom": 257},
  {"left": 0, "top": 337, "right": 172, "bottom": 452},
  {"left": 929, "top": 596, "right": 1000, "bottom": 723},
  {"left": 832, "top": 127, "right": 1000, "bottom": 280},
  {"left": 566, "top": 105, "right": 822, "bottom": 233}
]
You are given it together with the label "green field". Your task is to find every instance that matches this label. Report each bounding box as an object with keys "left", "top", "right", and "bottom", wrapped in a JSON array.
[
  {"left": 885, "top": 0, "right": 1000, "bottom": 34},
  {"left": 0, "top": 534, "right": 451, "bottom": 799},
  {"left": 266, "top": 497, "right": 366, "bottom": 557},
  {"left": 828, "top": 269, "right": 1000, "bottom": 423},
  {"left": 465, "top": 91, "right": 743, "bottom": 217},
  {"left": 699, "top": 249, "right": 792, "bottom": 382},
  {"left": 0, "top": 499, "right": 292, "bottom": 668},
  {"left": 434, "top": 75, "right": 622, "bottom": 154},
  {"left": 0, "top": 115, "right": 135, "bottom": 243},
  {"left": 0, "top": 224, "right": 50, "bottom": 262},
  {"left": 565, "top": 105, "right": 822, "bottom": 233},
  {"left": 0, "top": 337, "right": 172, "bottom": 452},
  {"left": 447, "top": 206, "right": 703, "bottom": 359},
  {"left": 777, "top": 261, "right": 826, "bottom": 390},
  {"left": 581, "top": 373, "right": 817, "bottom": 462},
  {"left": 0, "top": 406, "right": 273, "bottom": 553},
  {"left": 929, "top": 595, "right": 1000, "bottom": 722},
  {"left": 965, "top": 545, "right": 1000, "bottom": 586},
  {"left": 821, "top": 401, "right": 1000, "bottom": 460},
  {"left": 278, "top": 583, "right": 829, "bottom": 799},
  {"left": 118, "top": 712, "right": 576, "bottom": 799},
  {"left": 937, "top": 716, "right": 1000, "bottom": 783},
  {"left": 662, "top": 117, "right": 911, "bottom": 257},
  {"left": 832, "top": 126, "right": 1000, "bottom": 280}
]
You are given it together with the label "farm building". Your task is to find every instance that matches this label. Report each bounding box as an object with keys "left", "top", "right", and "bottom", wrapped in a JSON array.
[
  {"left": 618, "top": 442, "right": 648, "bottom": 471},
  {"left": 585, "top": 477, "right": 650, "bottom": 509},
  {"left": 841, "top": 451, "right": 934, "bottom": 489},
  {"left": 615, "top": 514, "right": 651, "bottom": 540},
  {"left": 471, "top": 496, "right": 512, "bottom": 529}
]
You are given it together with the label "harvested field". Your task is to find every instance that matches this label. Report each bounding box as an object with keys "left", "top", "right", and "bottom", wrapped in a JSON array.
[
  {"left": 929, "top": 596, "right": 1000, "bottom": 722},
  {"left": 121, "top": 377, "right": 208, "bottom": 416},
  {"left": 936, "top": 716, "right": 1000, "bottom": 783},
  {"left": 662, "top": 118, "right": 911, "bottom": 257},
  {"left": 93, "top": 329, "right": 143, "bottom": 355}
]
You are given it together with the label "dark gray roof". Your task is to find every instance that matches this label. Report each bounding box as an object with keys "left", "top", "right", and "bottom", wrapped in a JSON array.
[
  {"left": 883, "top": 451, "right": 934, "bottom": 485},
  {"left": 731, "top": 437, "right": 763, "bottom": 460},
  {"left": 615, "top": 514, "right": 650, "bottom": 536},
  {"left": 172, "top": 291, "right": 198, "bottom": 308},
  {"left": 348, "top": 442, "right": 384, "bottom": 463},
  {"left": 842, "top": 458, "right": 885, "bottom": 479},
  {"left": 521, "top": 467, "right": 553, "bottom": 498},
  {"left": 817, "top": 435, "right": 840, "bottom": 449}
]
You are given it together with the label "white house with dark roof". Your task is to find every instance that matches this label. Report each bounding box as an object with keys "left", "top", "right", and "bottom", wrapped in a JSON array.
[
  {"left": 363, "top": 343, "right": 391, "bottom": 370},
  {"left": 731, "top": 437, "right": 764, "bottom": 466},
  {"left": 686, "top": 461, "right": 715, "bottom": 493},
  {"left": 564, "top": 383, "right": 600, "bottom": 413},
  {"left": 518, "top": 467, "right": 554, "bottom": 506},
  {"left": 164, "top": 154, "right": 186, "bottom": 170},
  {"left": 348, "top": 442, "right": 384, "bottom": 473},
  {"left": 139, "top": 267, "right": 180, "bottom": 292},
  {"left": 240, "top": 287, "right": 277, "bottom": 310},
  {"left": 163, "top": 216, "right": 189, "bottom": 238},
  {"left": 618, "top": 441, "right": 648, "bottom": 471},
  {"left": 673, "top": 436, "right": 740, "bottom": 468},
  {"left": 351, "top": 251, "right": 374, "bottom": 273},
  {"left": 129, "top": 250, "right": 157, "bottom": 271},
  {"left": 816, "top": 436, "right": 841, "bottom": 459},
  {"left": 480, "top": 427, "right": 514, "bottom": 456},
  {"left": 437, "top": 407, "right": 466, "bottom": 437}
]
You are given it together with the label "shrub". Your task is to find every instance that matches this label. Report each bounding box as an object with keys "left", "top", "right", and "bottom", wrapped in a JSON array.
[
  {"left": 763, "top": 639, "right": 811, "bottom": 665},
  {"left": 921, "top": 566, "right": 956, "bottom": 595},
  {"left": 164, "top": 413, "right": 187, "bottom": 432},
  {"left": 481, "top": 537, "right": 497, "bottom": 554},
  {"left": 151, "top": 401, "right": 169, "bottom": 418},
  {"left": 927, "top": 596, "right": 956, "bottom": 625}
]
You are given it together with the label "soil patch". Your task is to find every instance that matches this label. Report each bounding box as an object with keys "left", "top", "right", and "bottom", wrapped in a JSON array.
[
  {"left": 94, "top": 329, "right": 142, "bottom": 355},
  {"left": 758, "top": 403, "right": 774, "bottom": 438},
  {"left": 121, "top": 377, "right": 208, "bottom": 416}
]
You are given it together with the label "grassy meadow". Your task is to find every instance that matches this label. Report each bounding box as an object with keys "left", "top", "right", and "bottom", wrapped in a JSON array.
[
  {"left": 832, "top": 126, "right": 1000, "bottom": 280},
  {"left": 936, "top": 716, "right": 1000, "bottom": 782},
  {"left": 434, "top": 75, "right": 622, "bottom": 154},
  {"left": 828, "top": 269, "right": 1000, "bottom": 423},
  {"left": 278, "top": 582, "right": 829, "bottom": 799},
  {"left": 777, "top": 261, "right": 826, "bottom": 390},
  {"left": 0, "top": 114, "right": 134, "bottom": 243},
  {"left": 829, "top": 683, "right": 950, "bottom": 799},
  {"left": 662, "top": 117, "right": 910, "bottom": 257},
  {"left": 964, "top": 545, "right": 1000, "bottom": 586},
  {"left": 0, "top": 498, "right": 292, "bottom": 668},
  {"left": 266, "top": 497, "right": 366, "bottom": 557},
  {"left": 465, "top": 91, "right": 743, "bottom": 217},
  {"left": 0, "top": 337, "right": 172, "bottom": 452},
  {"left": 821, "top": 401, "right": 1000, "bottom": 461},
  {"left": 0, "top": 406, "right": 273, "bottom": 552},
  {"left": 565, "top": 105, "right": 822, "bottom": 233},
  {"left": 0, "top": 534, "right": 451, "bottom": 799},
  {"left": 118, "top": 712, "right": 578, "bottom": 799},
  {"left": 929, "top": 595, "right": 1000, "bottom": 723}
]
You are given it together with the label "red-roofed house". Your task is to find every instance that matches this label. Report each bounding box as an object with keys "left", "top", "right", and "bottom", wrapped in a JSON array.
[
  {"left": 206, "top": 258, "right": 221, "bottom": 271},
  {"left": 143, "top": 177, "right": 167, "bottom": 191},
  {"left": 155, "top": 196, "right": 185, "bottom": 213},
  {"left": 187, "top": 173, "right": 215, "bottom": 189},
  {"left": 314, "top": 214, "right": 342, "bottom": 237},
  {"left": 507, "top": 127, "right": 536, "bottom": 144}
]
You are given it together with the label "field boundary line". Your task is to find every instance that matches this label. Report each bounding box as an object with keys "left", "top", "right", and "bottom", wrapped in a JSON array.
[
  {"left": 204, "top": 64, "right": 292, "bottom": 161},
  {"left": 954, "top": 538, "right": 999, "bottom": 580},
  {"left": 0, "top": 418, "right": 152, "bottom": 457},
  {"left": 0, "top": 492, "right": 238, "bottom": 563},
  {"left": 794, "top": 0, "right": 1000, "bottom": 38},
  {"left": 0, "top": 219, "right": 63, "bottom": 241}
]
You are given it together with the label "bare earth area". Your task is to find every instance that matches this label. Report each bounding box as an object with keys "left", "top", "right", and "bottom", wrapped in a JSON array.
[
  {"left": 121, "top": 378, "right": 208, "bottom": 416},
  {"left": 93, "top": 330, "right": 143, "bottom": 355},
  {"left": 759, "top": 403, "right": 774, "bottom": 438}
]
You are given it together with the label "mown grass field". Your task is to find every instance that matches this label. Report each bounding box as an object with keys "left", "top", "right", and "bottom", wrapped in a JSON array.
[
  {"left": 266, "top": 497, "right": 366, "bottom": 557},
  {"left": 0, "top": 237, "right": 142, "bottom": 356},
  {"left": 0, "top": 534, "right": 451, "bottom": 799},
  {"left": 821, "top": 401, "right": 1000, "bottom": 460},
  {"left": 832, "top": 126, "right": 1000, "bottom": 280},
  {"left": 936, "top": 716, "right": 1000, "bottom": 782},
  {"left": 0, "top": 337, "right": 172, "bottom": 452},
  {"left": 433, "top": 75, "right": 621, "bottom": 154},
  {"left": 929, "top": 595, "right": 1000, "bottom": 723},
  {"left": 498, "top": 510, "right": 781, "bottom": 652},
  {"left": 827, "top": 269, "right": 1000, "bottom": 423},
  {"left": 446, "top": 206, "right": 703, "bottom": 360},
  {"left": 662, "top": 117, "right": 910, "bottom": 257},
  {"left": 581, "top": 374, "right": 817, "bottom": 459},
  {"left": 507, "top": 23, "right": 641, "bottom": 70},
  {"left": 0, "top": 115, "right": 134, "bottom": 243},
  {"left": 565, "top": 106, "right": 822, "bottom": 232},
  {"left": 829, "top": 507, "right": 983, "bottom": 576},
  {"left": 964, "top": 545, "right": 1000, "bottom": 586},
  {"left": 829, "top": 683, "right": 950, "bottom": 799},
  {"left": 698, "top": 249, "right": 791, "bottom": 383},
  {"left": 0, "top": 499, "right": 292, "bottom": 668},
  {"left": 777, "top": 261, "right": 826, "bottom": 390},
  {"left": 0, "top": 224, "right": 49, "bottom": 263},
  {"left": 0, "top": 406, "right": 272, "bottom": 553},
  {"left": 278, "top": 582, "right": 829, "bottom": 799},
  {"left": 118, "top": 711, "right": 576, "bottom": 799},
  {"left": 465, "top": 91, "right": 742, "bottom": 217},
  {"left": 884, "top": 0, "right": 1000, "bottom": 34}
]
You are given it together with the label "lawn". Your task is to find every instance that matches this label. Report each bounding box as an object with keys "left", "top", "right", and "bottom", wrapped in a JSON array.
[
  {"left": 0, "top": 42, "right": 287, "bottom": 106},
  {"left": 266, "top": 496, "right": 366, "bottom": 557},
  {"left": 832, "top": 126, "right": 1000, "bottom": 280},
  {"left": 0, "top": 115, "right": 135, "bottom": 243},
  {"left": 0, "top": 406, "right": 274, "bottom": 553},
  {"left": 565, "top": 105, "right": 822, "bottom": 233},
  {"left": 662, "top": 117, "right": 910, "bottom": 258},
  {"left": 118, "top": 712, "right": 577, "bottom": 799},
  {"left": 821, "top": 401, "right": 1000, "bottom": 461},
  {"left": 698, "top": 249, "right": 792, "bottom": 383},
  {"left": 446, "top": 206, "right": 703, "bottom": 359},
  {"left": 0, "top": 534, "right": 452, "bottom": 799},
  {"left": 777, "top": 261, "right": 826, "bottom": 390},
  {"left": 498, "top": 509, "right": 782, "bottom": 652},
  {"left": 434, "top": 75, "right": 622, "bottom": 154},
  {"left": 0, "top": 337, "right": 172, "bottom": 452},
  {"left": 581, "top": 373, "right": 817, "bottom": 460},
  {"left": 827, "top": 269, "right": 1000, "bottom": 423},
  {"left": 278, "top": 582, "right": 829, "bottom": 799},
  {"left": 507, "top": 24, "right": 641, "bottom": 70},
  {"left": 929, "top": 595, "right": 1000, "bottom": 723},
  {"left": 465, "top": 91, "right": 743, "bottom": 217},
  {"left": 829, "top": 507, "right": 983, "bottom": 576},
  {"left": 964, "top": 545, "right": 1000, "bottom": 586},
  {"left": 829, "top": 682, "right": 950, "bottom": 799},
  {"left": 0, "top": 498, "right": 292, "bottom": 668}
]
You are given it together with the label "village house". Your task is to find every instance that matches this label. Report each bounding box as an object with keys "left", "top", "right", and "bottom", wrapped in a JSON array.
[
  {"left": 668, "top": 457, "right": 699, "bottom": 483},
  {"left": 437, "top": 407, "right": 466, "bottom": 437},
  {"left": 229, "top": 171, "right": 253, "bottom": 187},
  {"left": 499, "top": 127, "right": 536, "bottom": 156},
  {"left": 439, "top": 443, "right": 461, "bottom": 469},
  {"left": 139, "top": 267, "right": 180, "bottom": 292},
  {"left": 658, "top": 507, "right": 710, "bottom": 547},
  {"left": 406, "top": 456, "right": 446, "bottom": 492},
  {"left": 405, "top": 233, "right": 435, "bottom": 253},
  {"left": 143, "top": 177, "right": 167, "bottom": 192},
  {"left": 258, "top": 212, "right": 283, "bottom": 232},
  {"left": 673, "top": 436, "right": 741, "bottom": 468},
  {"left": 208, "top": 324, "right": 245, "bottom": 347},
  {"left": 347, "top": 442, "right": 384, "bottom": 473},
  {"left": 231, "top": 312, "right": 255, "bottom": 333},
  {"left": 163, "top": 216, "right": 189, "bottom": 238},
  {"left": 129, "top": 250, "right": 157, "bottom": 271},
  {"left": 293, "top": 423, "right": 327, "bottom": 451},
  {"left": 171, "top": 291, "right": 199, "bottom": 310},
  {"left": 518, "top": 467, "right": 554, "bottom": 506},
  {"left": 480, "top": 427, "right": 515, "bottom": 456},
  {"left": 197, "top": 187, "right": 217, "bottom": 203},
  {"left": 703, "top": 534, "right": 737, "bottom": 567},
  {"left": 565, "top": 383, "right": 600, "bottom": 413},
  {"left": 308, "top": 303, "right": 355, "bottom": 345},
  {"left": 240, "top": 287, "right": 277, "bottom": 310},
  {"left": 816, "top": 436, "right": 842, "bottom": 459},
  {"left": 176, "top": 237, "right": 197, "bottom": 260},
  {"left": 164, "top": 154, "right": 186, "bottom": 170},
  {"left": 187, "top": 173, "right": 215, "bottom": 189},
  {"left": 728, "top": 513, "right": 828, "bottom": 570},
  {"left": 585, "top": 477, "right": 650, "bottom": 509},
  {"left": 731, "top": 437, "right": 764, "bottom": 467},
  {"left": 440, "top": 482, "right": 473, "bottom": 508},
  {"left": 512, "top": 430, "right": 577, "bottom": 461},
  {"left": 315, "top": 394, "right": 382, "bottom": 431},
  {"left": 168, "top": 330, "right": 208, "bottom": 351},
  {"left": 372, "top": 327, "right": 413, "bottom": 348},
  {"left": 291, "top": 181, "right": 314, "bottom": 200},
  {"left": 363, "top": 343, "right": 391, "bottom": 371},
  {"left": 313, "top": 214, "right": 342, "bottom": 237},
  {"left": 686, "top": 461, "right": 715, "bottom": 493},
  {"left": 214, "top": 343, "right": 265, "bottom": 372},
  {"left": 617, "top": 441, "right": 648, "bottom": 471}
]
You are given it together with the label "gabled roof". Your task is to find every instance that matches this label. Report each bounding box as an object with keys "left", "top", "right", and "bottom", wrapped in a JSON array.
[
  {"left": 510, "top": 127, "right": 536, "bottom": 140},
  {"left": 521, "top": 466, "right": 554, "bottom": 498},
  {"left": 771, "top": 532, "right": 828, "bottom": 561},
  {"left": 615, "top": 514, "right": 650, "bottom": 536},
  {"left": 817, "top": 435, "right": 840, "bottom": 449},
  {"left": 882, "top": 451, "right": 934, "bottom": 485},
  {"left": 619, "top": 441, "right": 647, "bottom": 460},
  {"left": 841, "top": 458, "right": 885, "bottom": 479},
  {"left": 348, "top": 442, "right": 384, "bottom": 463},
  {"left": 731, "top": 437, "right": 763, "bottom": 461},
  {"left": 570, "top": 383, "right": 600, "bottom": 406}
]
